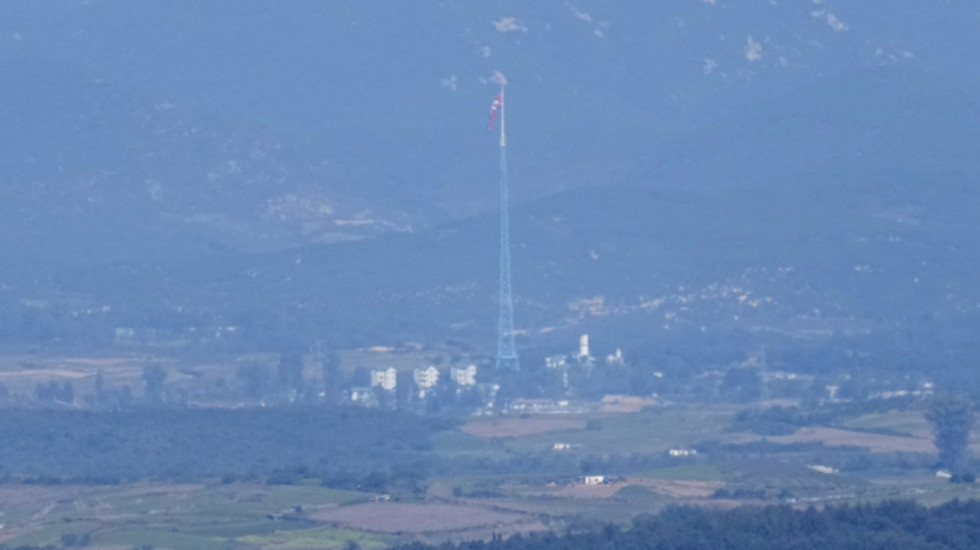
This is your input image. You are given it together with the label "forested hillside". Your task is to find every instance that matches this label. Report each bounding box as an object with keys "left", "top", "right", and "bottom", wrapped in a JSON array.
[
  {"left": 0, "top": 407, "right": 455, "bottom": 487},
  {"left": 3, "top": 3, "right": 980, "bottom": 358},
  {"left": 400, "top": 500, "right": 980, "bottom": 550}
]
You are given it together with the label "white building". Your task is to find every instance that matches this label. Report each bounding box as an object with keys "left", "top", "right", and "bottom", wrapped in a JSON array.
[
  {"left": 669, "top": 449, "right": 698, "bottom": 458},
  {"left": 413, "top": 366, "right": 440, "bottom": 388},
  {"left": 544, "top": 355, "right": 568, "bottom": 369},
  {"left": 414, "top": 366, "right": 441, "bottom": 398},
  {"left": 577, "top": 334, "right": 591, "bottom": 361},
  {"left": 509, "top": 399, "right": 570, "bottom": 414},
  {"left": 349, "top": 386, "right": 379, "bottom": 407},
  {"left": 450, "top": 364, "right": 477, "bottom": 386},
  {"left": 583, "top": 475, "right": 605, "bottom": 485},
  {"left": 370, "top": 367, "right": 397, "bottom": 392},
  {"left": 606, "top": 348, "right": 624, "bottom": 365}
]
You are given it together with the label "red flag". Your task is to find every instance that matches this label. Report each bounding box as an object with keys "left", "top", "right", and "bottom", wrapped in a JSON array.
[{"left": 487, "top": 92, "right": 503, "bottom": 131}]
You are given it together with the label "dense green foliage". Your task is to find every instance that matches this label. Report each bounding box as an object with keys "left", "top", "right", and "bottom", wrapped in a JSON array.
[
  {"left": 0, "top": 407, "right": 455, "bottom": 486},
  {"left": 400, "top": 500, "right": 980, "bottom": 550},
  {"left": 733, "top": 396, "right": 920, "bottom": 436},
  {"left": 926, "top": 394, "right": 975, "bottom": 472}
]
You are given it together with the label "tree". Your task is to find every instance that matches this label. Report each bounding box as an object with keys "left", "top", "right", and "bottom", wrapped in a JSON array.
[
  {"left": 119, "top": 385, "right": 134, "bottom": 409},
  {"left": 34, "top": 381, "right": 55, "bottom": 402},
  {"left": 722, "top": 368, "right": 762, "bottom": 403},
  {"left": 59, "top": 381, "right": 75, "bottom": 404},
  {"left": 925, "top": 393, "right": 974, "bottom": 473},
  {"left": 93, "top": 370, "right": 105, "bottom": 406},
  {"left": 320, "top": 351, "right": 343, "bottom": 405},
  {"left": 236, "top": 363, "right": 272, "bottom": 401},
  {"left": 143, "top": 364, "right": 168, "bottom": 405},
  {"left": 277, "top": 353, "right": 305, "bottom": 392}
]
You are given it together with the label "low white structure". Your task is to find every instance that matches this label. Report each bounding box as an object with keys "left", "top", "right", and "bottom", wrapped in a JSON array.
[
  {"left": 553, "top": 443, "right": 572, "bottom": 451},
  {"left": 606, "top": 348, "right": 624, "bottom": 365},
  {"left": 807, "top": 465, "right": 839, "bottom": 475},
  {"left": 545, "top": 355, "right": 568, "bottom": 369},
  {"left": 583, "top": 475, "right": 605, "bottom": 485},
  {"left": 370, "top": 367, "right": 397, "bottom": 392},
  {"left": 510, "top": 398, "right": 570, "bottom": 414},
  {"left": 451, "top": 364, "right": 477, "bottom": 386},
  {"left": 349, "top": 387, "right": 378, "bottom": 407},
  {"left": 669, "top": 449, "right": 698, "bottom": 457}
]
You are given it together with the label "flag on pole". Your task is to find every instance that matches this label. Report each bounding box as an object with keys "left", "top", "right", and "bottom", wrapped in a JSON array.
[{"left": 487, "top": 92, "right": 503, "bottom": 131}]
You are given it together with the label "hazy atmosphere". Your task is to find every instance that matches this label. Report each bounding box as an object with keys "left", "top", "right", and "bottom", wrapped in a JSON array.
[{"left": 1, "top": 3, "right": 979, "bottom": 549}]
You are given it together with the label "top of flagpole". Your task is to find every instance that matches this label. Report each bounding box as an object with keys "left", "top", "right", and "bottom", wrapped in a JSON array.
[{"left": 499, "top": 88, "right": 506, "bottom": 148}]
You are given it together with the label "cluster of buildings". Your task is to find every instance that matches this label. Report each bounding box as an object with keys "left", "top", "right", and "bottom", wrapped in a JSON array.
[
  {"left": 349, "top": 363, "right": 494, "bottom": 408},
  {"left": 543, "top": 334, "right": 627, "bottom": 390},
  {"left": 545, "top": 334, "right": 625, "bottom": 370},
  {"left": 114, "top": 326, "right": 242, "bottom": 348},
  {"left": 346, "top": 334, "right": 628, "bottom": 410}
]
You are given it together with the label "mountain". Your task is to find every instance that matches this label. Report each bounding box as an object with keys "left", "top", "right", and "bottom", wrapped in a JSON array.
[
  {"left": 1, "top": 3, "right": 978, "bottom": 358},
  {"left": 5, "top": 2, "right": 978, "bottom": 228},
  {"left": 0, "top": 57, "right": 417, "bottom": 266}
]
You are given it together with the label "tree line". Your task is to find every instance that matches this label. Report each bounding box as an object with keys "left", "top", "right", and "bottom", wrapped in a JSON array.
[{"left": 398, "top": 499, "right": 980, "bottom": 550}]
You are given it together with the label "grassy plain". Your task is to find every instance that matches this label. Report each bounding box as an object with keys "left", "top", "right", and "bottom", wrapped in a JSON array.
[
  {"left": 2, "top": 354, "right": 980, "bottom": 550},
  {"left": 477, "top": 404, "right": 738, "bottom": 455},
  {"left": 0, "top": 483, "right": 374, "bottom": 550}
]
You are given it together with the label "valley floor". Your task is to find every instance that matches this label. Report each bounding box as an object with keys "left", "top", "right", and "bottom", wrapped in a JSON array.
[{"left": 0, "top": 398, "right": 977, "bottom": 550}]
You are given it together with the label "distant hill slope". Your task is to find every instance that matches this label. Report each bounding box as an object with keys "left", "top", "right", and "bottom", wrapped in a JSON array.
[
  {"left": 1, "top": 4, "right": 978, "bottom": 354},
  {"left": 0, "top": 59, "right": 414, "bottom": 264},
  {"left": 2, "top": 2, "right": 978, "bottom": 242}
]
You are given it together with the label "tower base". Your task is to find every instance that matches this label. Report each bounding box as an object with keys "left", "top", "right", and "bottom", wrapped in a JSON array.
[{"left": 495, "top": 354, "right": 520, "bottom": 371}]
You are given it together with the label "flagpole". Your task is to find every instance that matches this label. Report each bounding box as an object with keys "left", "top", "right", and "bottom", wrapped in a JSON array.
[
  {"left": 499, "top": 88, "right": 506, "bottom": 148},
  {"left": 495, "top": 87, "right": 519, "bottom": 371}
]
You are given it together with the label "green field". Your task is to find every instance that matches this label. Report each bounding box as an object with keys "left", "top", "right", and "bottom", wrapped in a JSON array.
[
  {"left": 0, "top": 483, "right": 374, "bottom": 550},
  {"left": 843, "top": 410, "right": 933, "bottom": 438},
  {"left": 0, "top": 399, "right": 976, "bottom": 549},
  {"left": 494, "top": 405, "right": 737, "bottom": 455},
  {"left": 634, "top": 464, "right": 726, "bottom": 482}
]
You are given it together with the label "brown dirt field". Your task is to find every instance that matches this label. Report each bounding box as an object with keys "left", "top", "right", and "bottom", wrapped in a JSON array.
[
  {"left": 0, "top": 485, "right": 92, "bottom": 508},
  {"left": 62, "top": 357, "right": 139, "bottom": 367},
  {"left": 768, "top": 427, "right": 937, "bottom": 454},
  {"left": 599, "top": 395, "right": 656, "bottom": 413},
  {"left": 554, "top": 478, "right": 721, "bottom": 500},
  {"left": 311, "top": 502, "right": 526, "bottom": 533},
  {"left": 555, "top": 483, "right": 623, "bottom": 499},
  {"left": 461, "top": 417, "right": 586, "bottom": 438},
  {"left": 0, "top": 369, "right": 91, "bottom": 380}
]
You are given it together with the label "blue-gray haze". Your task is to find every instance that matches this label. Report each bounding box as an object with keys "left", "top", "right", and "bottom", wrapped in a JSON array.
[{"left": 1, "top": 2, "right": 978, "bottom": 374}]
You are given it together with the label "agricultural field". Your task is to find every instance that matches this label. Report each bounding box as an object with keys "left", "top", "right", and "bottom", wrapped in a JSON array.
[
  {"left": 0, "top": 352, "right": 250, "bottom": 404},
  {"left": 0, "top": 354, "right": 155, "bottom": 400},
  {"left": 460, "top": 404, "right": 738, "bottom": 455},
  {"left": 0, "top": 483, "right": 375, "bottom": 550},
  {"left": 0, "top": 353, "right": 978, "bottom": 549}
]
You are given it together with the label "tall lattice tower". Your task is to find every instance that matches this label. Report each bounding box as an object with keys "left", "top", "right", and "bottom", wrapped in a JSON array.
[{"left": 495, "top": 89, "right": 520, "bottom": 371}]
